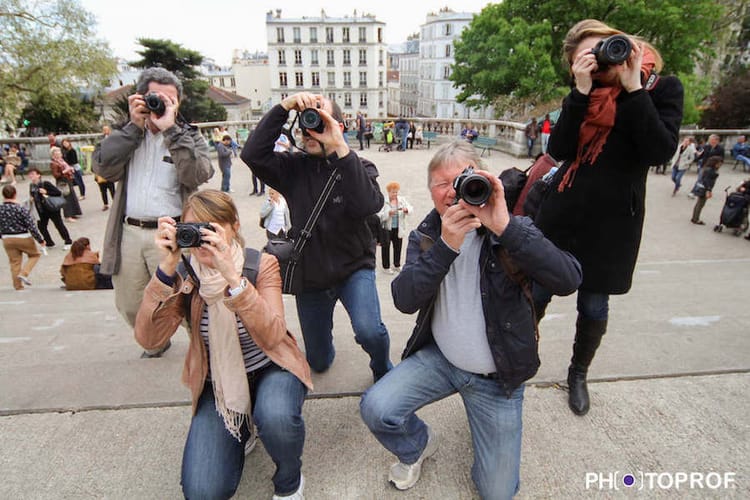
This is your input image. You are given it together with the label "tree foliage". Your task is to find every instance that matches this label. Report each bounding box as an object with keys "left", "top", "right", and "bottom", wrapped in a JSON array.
[
  {"left": 700, "top": 68, "right": 750, "bottom": 128},
  {"left": 20, "top": 90, "right": 100, "bottom": 134},
  {"left": 130, "top": 38, "right": 227, "bottom": 123},
  {"left": 0, "top": 0, "right": 116, "bottom": 131},
  {"left": 451, "top": 0, "right": 724, "bottom": 114}
]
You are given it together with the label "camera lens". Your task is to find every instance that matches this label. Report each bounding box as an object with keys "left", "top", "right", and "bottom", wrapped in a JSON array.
[
  {"left": 604, "top": 36, "right": 630, "bottom": 63},
  {"left": 144, "top": 92, "right": 166, "bottom": 117},
  {"left": 454, "top": 167, "right": 492, "bottom": 206},
  {"left": 175, "top": 225, "right": 200, "bottom": 248},
  {"left": 299, "top": 108, "right": 325, "bottom": 133}
]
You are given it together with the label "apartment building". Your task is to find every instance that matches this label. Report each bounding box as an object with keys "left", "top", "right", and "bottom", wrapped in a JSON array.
[{"left": 266, "top": 9, "right": 388, "bottom": 118}]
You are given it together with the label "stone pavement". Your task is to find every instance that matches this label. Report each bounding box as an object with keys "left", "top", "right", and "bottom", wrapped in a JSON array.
[{"left": 1, "top": 144, "right": 749, "bottom": 499}]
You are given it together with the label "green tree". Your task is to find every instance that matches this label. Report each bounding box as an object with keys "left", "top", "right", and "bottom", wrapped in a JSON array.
[
  {"left": 130, "top": 38, "right": 227, "bottom": 123},
  {"left": 20, "top": 90, "right": 100, "bottom": 133},
  {"left": 0, "top": 0, "right": 116, "bottom": 131},
  {"left": 700, "top": 68, "right": 750, "bottom": 128}
]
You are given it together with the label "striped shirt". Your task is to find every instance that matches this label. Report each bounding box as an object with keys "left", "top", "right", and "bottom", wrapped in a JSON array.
[{"left": 200, "top": 308, "right": 271, "bottom": 376}]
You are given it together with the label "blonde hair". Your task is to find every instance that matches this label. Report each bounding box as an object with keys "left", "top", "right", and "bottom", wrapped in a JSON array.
[
  {"left": 427, "top": 140, "right": 485, "bottom": 187},
  {"left": 182, "top": 189, "right": 245, "bottom": 247},
  {"left": 50, "top": 146, "right": 61, "bottom": 157},
  {"left": 562, "top": 19, "right": 663, "bottom": 73}
]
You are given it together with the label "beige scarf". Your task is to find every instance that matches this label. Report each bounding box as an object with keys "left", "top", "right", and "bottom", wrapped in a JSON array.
[{"left": 193, "top": 242, "right": 249, "bottom": 441}]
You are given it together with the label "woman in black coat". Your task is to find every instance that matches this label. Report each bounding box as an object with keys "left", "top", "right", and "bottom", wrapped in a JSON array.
[{"left": 533, "top": 19, "right": 683, "bottom": 416}]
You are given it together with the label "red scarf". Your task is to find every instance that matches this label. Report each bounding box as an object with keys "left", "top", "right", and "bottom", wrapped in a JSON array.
[{"left": 558, "top": 47, "right": 657, "bottom": 192}]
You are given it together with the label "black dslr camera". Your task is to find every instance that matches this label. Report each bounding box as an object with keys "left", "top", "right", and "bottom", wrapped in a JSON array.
[
  {"left": 175, "top": 222, "right": 214, "bottom": 248},
  {"left": 143, "top": 92, "right": 166, "bottom": 117},
  {"left": 591, "top": 34, "right": 632, "bottom": 68},
  {"left": 453, "top": 167, "right": 492, "bottom": 206},
  {"left": 299, "top": 107, "right": 326, "bottom": 134}
]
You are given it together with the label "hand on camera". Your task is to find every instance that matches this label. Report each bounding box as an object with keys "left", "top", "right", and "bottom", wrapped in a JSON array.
[
  {"left": 148, "top": 93, "right": 178, "bottom": 131},
  {"left": 200, "top": 224, "right": 242, "bottom": 289},
  {"left": 458, "top": 171, "right": 510, "bottom": 237},
  {"left": 618, "top": 40, "right": 643, "bottom": 93},
  {"left": 128, "top": 94, "right": 150, "bottom": 130},
  {"left": 155, "top": 216, "right": 181, "bottom": 275},
  {"left": 441, "top": 204, "right": 482, "bottom": 251},
  {"left": 571, "top": 48, "right": 597, "bottom": 95}
]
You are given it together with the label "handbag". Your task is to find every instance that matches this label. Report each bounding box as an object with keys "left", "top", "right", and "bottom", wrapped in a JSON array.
[
  {"left": 41, "top": 194, "right": 66, "bottom": 213},
  {"left": 264, "top": 168, "right": 340, "bottom": 294},
  {"left": 57, "top": 180, "right": 71, "bottom": 197}
]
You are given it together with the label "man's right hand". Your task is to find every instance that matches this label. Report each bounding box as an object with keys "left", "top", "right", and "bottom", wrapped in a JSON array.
[
  {"left": 440, "top": 203, "right": 482, "bottom": 251},
  {"left": 128, "top": 94, "right": 150, "bottom": 130},
  {"left": 280, "top": 92, "right": 323, "bottom": 112}
]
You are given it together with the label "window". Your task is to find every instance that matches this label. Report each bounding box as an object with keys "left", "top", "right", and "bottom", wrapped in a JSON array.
[
  {"left": 343, "top": 71, "right": 351, "bottom": 88},
  {"left": 443, "top": 65, "right": 451, "bottom": 79},
  {"left": 293, "top": 27, "right": 301, "bottom": 44},
  {"left": 276, "top": 27, "right": 285, "bottom": 43},
  {"left": 281, "top": 92, "right": 288, "bottom": 101},
  {"left": 445, "top": 44, "right": 451, "bottom": 57},
  {"left": 359, "top": 49, "right": 367, "bottom": 65},
  {"left": 309, "top": 27, "right": 317, "bottom": 43},
  {"left": 311, "top": 49, "right": 319, "bottom": 66},
  {"left": 295, "top": 72, "right": 304, "bottom": 87},
  {"left": 359, "top": 71, "right": 367, "bottom": 87},
  {"left": 230, "top": 77, "right": 236, "bottom": 87},
  {"left": 294, "top": 49, "right": 302, "bottom": 65},
  {"left": 343, "top": 49, "right": 351, "bottom": 66},
  {"left": 379, "top": 49, "right": 384, "bottom": 66},
  {"left": 444, "top": 23, "right": 452, "bottom": 36},
  {"left": 359, "top": 93, "right": 368, "bottom": 106},
  {"left": 359, "top": 27, "right": 367, "bottom": 43},
  {"left": 279, "top": 72, "right": 288, "bottom": 87},
  {"left": 220, "top": 77, "right": 225, "bottom": 87},
  {"left": 312, "top": 72, "right": 320, "bottom": 87},
  {"left": 327, "top": 72, "right": 335, "bottom": 86},
  {"left": 377, "top": 28, "right": 383, "bottom": 43},
  {"left": 326, "top": 27, "right": 334, "bottom": 43},
  {"left": 342, "top": 27, "right": 350, "bottom": 43},
  {"left": 326, "top": 50, "right": 335, "bottom": 66},
  {"left": 344, "top": 92, "right": 352, "bottom": 107},
  {"left": 378, "top": 71, "right": 383, "bottom": 87},
  {"left": 328, "top": 92, "right": 336, "bottom": 103},
  {"left": 278, "top": 50, "right": 286, "bottom": 65},
  {"left": 378, "top": 91, "right": 384, "bottom": 107}
]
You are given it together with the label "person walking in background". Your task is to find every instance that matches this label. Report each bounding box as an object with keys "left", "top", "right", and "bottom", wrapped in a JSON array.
[
  {"left": 136, "top": 190, "right": 312, "bottom": 500},
  {"left": 49, "top": 146, "right": 82, "bottom": 222},
  {"left": 378, "top": 181, "right": 412, "bottom": 274},
  {"left": 61, "top": 138, "right": 86, "bottom": 200},
  {"left": 1, "top": 144, "right": 21, "bottom": 185},
  {"left": 357, "top": 110, "right": 366, "bottom": 151},
  {"left": 360, "top": 141, "right": 581, "bottom": 498},
  {"left": 1, "top": 184, "right": 45, "bottom": 290},
  {"left": 216, "top": 134, "right": 234, "bottom": 193},
  {"left": 540, "top": 114, "right": 553, "bottom": 153},
  {"left": 532, "top": 19, "right": 683, "bottom": 416},
  {"left": 671, "top": 136, "right": 696, "bottom": 196},
  {"left": 260, "top": 188, "right": 291, "bottom": 240},
  {"left": 691, "top": 156, "right": 722, "bottom": 225},
  {"left": 525, "top": 118, "right": 538, "bottom": 157},
  {"left": 93, "top": 67, "right": 214, "bottom": 359},
  {"left": 395, "top": 117, "right": 410, "bottom": 152},
  {"left": 27, "top": 167, "right": 73, "bottom": 250},
  {"left": 689, "top": 134, "right": 724, "bottom": 198}
]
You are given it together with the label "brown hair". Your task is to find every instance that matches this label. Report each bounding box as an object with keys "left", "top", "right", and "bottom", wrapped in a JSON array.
[
  {"left": 71, "top": 237, "right": 90, "bottom": 259},
  {"left": 2, "top": 184, "right": 16, "bottom": 199},
  {"left": 427, "top": 140, "right": 485, "bottom": 188},
  {"left": 562, "top": 19, "right": 663, "bottom": 73},
  {"left": 704, "top": 156, "right": 723, "bottom": 169},
  {"left": 182, "top": 189, "right": 244, "bottom": 247}
]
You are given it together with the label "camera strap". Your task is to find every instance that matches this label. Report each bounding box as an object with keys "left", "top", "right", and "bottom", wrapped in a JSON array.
[{"left": 291, "top": 167, "right": 341, "bottom": 260}]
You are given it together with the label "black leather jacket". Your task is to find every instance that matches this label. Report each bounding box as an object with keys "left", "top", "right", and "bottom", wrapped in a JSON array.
[{"left": 392, "top": 211, "right": 582, "bottom": 396}]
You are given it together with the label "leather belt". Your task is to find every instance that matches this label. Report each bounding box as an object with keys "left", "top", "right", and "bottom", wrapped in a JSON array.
[
  {"left": 124, "top": 216, "right": 180, "bottom": 229},
  {"left": 477, "top": 373, "right": 498, "bottom": 380}
]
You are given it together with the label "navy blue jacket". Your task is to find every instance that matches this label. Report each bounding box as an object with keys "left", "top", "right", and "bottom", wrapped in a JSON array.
[{"left": 392, "top": 211, "right": 582, "bottom": 396}]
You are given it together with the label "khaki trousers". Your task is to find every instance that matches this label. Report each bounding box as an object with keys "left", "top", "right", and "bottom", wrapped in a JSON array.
[{"left": 3, "top": 236, "right": 41, "bottom": 290}]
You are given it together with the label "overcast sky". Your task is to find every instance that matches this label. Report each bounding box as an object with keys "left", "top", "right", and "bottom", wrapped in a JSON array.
[{"left": 78, "top": 0, "right": 493, "bottom": 66}]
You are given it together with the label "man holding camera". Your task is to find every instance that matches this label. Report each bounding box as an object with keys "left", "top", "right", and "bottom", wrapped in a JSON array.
[
  {"left": 93, "top": 67, "right": 214, "bottom": 358},
  {"left": 241, "top": 92, "right": 393, "bottom": 382},
  {"left": 359, "top": 141, "right": 581, "bottom": 498}
]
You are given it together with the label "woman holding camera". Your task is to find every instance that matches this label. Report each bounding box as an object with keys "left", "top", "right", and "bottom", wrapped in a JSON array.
[
  {"left": 532, "top": 19, "right": 683, "bottom": 416},
  {"left": 135, "top": 189, "right": 311, "bottom": 500}
]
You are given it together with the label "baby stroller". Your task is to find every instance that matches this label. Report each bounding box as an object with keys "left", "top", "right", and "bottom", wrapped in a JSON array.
[
  {"left": 713, "top": 186, "right": 749, "bottom": 236},
  {"left": 378, "top": 122, "right": 395, "bottom": 152}
]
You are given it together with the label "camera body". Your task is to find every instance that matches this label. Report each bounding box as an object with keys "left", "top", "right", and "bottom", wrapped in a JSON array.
[
  {"left": 591, "top": 34, "right": 632, "bottom": 68},
  {"left": 453, "top": 166, "right": 492, "bottom": 206},
  {"left": 175, "top": 222, "right": 214, "bottom": 248},
  {"left": 143, "top": 92, "right": 166, "bottom": 117},
  {"left": 299, "top": 108, "right": 326, "bottom": 134}
]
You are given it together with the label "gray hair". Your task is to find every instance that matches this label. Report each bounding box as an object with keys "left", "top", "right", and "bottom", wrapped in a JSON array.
[
  {"left": 427, "top": 140, "right": 485, "bottom": 187},
  {"left": 135, "top": 67, "right": 183, "bottom": 99}
]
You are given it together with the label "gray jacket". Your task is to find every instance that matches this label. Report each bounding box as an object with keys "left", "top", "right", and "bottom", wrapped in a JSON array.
[{"left": 93, "top": 122, "right": 214, "bottom": 275}]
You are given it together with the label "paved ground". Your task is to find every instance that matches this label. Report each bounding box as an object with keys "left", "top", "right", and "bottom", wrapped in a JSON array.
[{"left": 1, "top": 144, "right": 749, "bottom": 499}]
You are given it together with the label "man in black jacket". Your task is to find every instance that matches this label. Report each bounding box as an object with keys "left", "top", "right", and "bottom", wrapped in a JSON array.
[
  {"left": 359, "top": 141, "right": 581, "bottom": 497},
  {"left": 241, "top": 92, "right": 392, "bottom": 381}
]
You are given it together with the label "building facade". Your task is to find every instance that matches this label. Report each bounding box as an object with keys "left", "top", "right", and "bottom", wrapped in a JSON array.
[
  {"left": 398, "top": 37, "right": 420, "bottom": 117},
  {"left": 265, "top": 9, "right": 388, "bottom": 119}
]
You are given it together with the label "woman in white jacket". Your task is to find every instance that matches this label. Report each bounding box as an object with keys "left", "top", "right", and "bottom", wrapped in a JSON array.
[
  {"left": 378, "top": 182, "right": 413, "bottom": 274},
  {"left": 672, "top": 136, "right": 696, "bottom": 196}
]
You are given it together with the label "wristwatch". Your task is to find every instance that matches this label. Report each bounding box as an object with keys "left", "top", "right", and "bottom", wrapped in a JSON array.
[{"left": 227, "top": 277, "right": 248, "bottom": 297}]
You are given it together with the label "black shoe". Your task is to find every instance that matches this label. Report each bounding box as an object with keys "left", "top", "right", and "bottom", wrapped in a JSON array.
[
  {"left": 567, "top": 366, "right": 590, "bottom": 416},
  {"left": 691, "top": 220, "right": 705, "bottom": 225},
  {"left": 140, "top": 340, "right": 172, "bottom": 359},
  {"left": 745, "top": 234, "right": 750, "bottom": 240}
]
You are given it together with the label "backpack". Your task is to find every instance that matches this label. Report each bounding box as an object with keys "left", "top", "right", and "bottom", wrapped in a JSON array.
[
  {"left": 177, "top": 248, "right": 261, "bottom": 325},
  {"left": 498, "top": 165, "right": 531, "bottom": 212}
]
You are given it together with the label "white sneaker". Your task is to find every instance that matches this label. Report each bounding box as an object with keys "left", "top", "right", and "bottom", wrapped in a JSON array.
[
  {"left": 63, "top": 244, "right": 71, "bottom": 251},
  {"left": 389, "top": 425, "right": 438, "bottom": 490},
  {"left": 17, "top": 275, "right": 32, "bottom": 287},
  {"left": 245, "top": 424, "right": 257, "bottom": 456},
  {"left": 272, "top": 473, "right": 304, "bottom": 500}
]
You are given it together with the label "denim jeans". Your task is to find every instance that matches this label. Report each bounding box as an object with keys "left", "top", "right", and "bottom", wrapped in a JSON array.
[
  {"left": 220, "top": 164, "right": 231, "bottom": 192},
  {"left": 360, "top": 343, "right": 524, "bottom": 500},
  {"left": 181, "top": 364, "right": 307, "bottom": 499},
  {"left": 671, "top": 167, "right": 687, "bottom": 191},
  {"left": 295, "top": 267, "right": 392, "bottom": 379},
  {"left": 532, "top": 283, "right": 610, "bottom": 322}
]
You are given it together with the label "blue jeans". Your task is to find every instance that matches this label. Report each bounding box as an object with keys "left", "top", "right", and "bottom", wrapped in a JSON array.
[
  {"left": 671, "top": 167, "right": 687, "bottom": 191},
  {"left": 395, "top": 123, "right": 410, "bottom": 151},
  {"left": 220, "top": 164, "right": 231, "bottom": 192},
  {"left": 532, "top": 284, "right": 609, "bottom": 322},
  {"left": 360, "top": 343, "right": 524, "bottom": 500},
  {"left": 181, "top": 364, "right": 307, "bottom": 498},
  {"left": 295, "top": 268, "right": 392, "bottom": 379}
]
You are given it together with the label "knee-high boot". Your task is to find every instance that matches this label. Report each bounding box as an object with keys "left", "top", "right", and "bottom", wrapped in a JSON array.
[{"left": 567, "top": 317, "right": 607, "bottom": 416}]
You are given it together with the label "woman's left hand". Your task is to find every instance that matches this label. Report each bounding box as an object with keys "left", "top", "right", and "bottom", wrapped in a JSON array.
[
  {"left": 619, "top": 39, "right": 644, "bottom": 93},
  {"left": 200, "top": 224, "right": 242, "bottom": 288}
]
